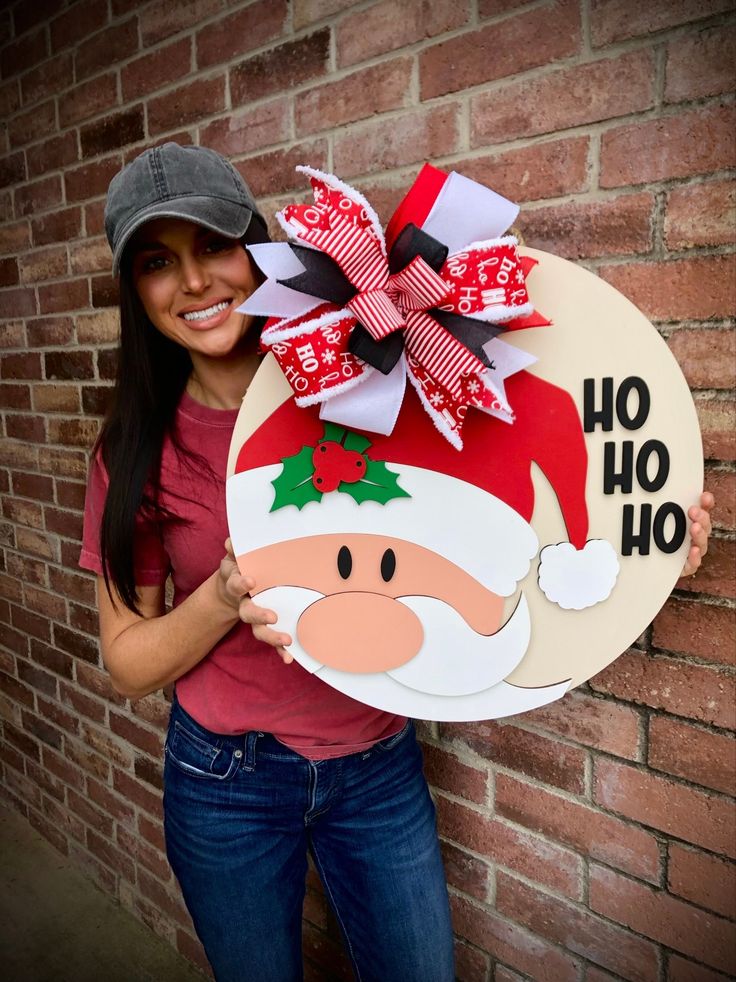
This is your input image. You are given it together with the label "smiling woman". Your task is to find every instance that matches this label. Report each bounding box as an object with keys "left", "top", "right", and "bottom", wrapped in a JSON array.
[{"left": 78, "top": 143, "right": 456, "bottom": 982}]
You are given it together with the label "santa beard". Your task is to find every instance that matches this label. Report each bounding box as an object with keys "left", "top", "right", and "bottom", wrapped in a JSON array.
[{"left": 255, "top": 586, "right": 570, "bottom": 721}]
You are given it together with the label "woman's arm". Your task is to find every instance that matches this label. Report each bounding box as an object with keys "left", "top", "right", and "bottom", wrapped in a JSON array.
[{"left": 98, "top": 540, "right": 293, "bottom": 701}]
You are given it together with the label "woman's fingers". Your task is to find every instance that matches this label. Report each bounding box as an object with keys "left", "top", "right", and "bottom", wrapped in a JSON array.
[
  {"left": 681, "top": 492, "right": 715, "bottom": 577},
  {"left": 239, "top": 596, "right": 293, "bottom": 662}
]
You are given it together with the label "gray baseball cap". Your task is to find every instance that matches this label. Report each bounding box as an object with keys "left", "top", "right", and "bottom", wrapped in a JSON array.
[{"left": 104, "top": 142, "right": 267, "bottom": 275}]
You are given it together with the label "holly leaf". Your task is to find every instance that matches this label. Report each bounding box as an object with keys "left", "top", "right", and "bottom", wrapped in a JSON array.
[
  {"left": 320, "top": 422, "right": 346, "bottom": 444},
  {"left": 270, "top": 446, "right": 322, "bottom": 511},
  {"left": 343, "top": 430, "right": 372, "bottom": 454},
  {"left": 339, "top": 459, "right": 410, "bottom": 505}
]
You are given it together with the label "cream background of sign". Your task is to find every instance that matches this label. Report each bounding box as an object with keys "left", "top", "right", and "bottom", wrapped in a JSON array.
[{"left": 227, "top": 249, "right": 703, "bottom": 693}]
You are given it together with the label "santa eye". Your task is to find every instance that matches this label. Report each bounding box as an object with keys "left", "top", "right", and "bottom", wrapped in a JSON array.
[
  {"left": 337, "top": 546, "right": 352, "bottom": 579},
  {"left": 380, "top": 549, "right": 396, "bottom": 582}
]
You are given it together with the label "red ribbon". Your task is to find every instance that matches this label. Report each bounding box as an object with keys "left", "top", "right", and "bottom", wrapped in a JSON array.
[{"left": 262, "top": 175, "right": 532, "bottom": 444}]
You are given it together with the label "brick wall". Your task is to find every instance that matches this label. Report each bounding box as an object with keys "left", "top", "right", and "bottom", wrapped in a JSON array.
[{"left": 0, "top": 0, "right": 734, "bottom": 979}]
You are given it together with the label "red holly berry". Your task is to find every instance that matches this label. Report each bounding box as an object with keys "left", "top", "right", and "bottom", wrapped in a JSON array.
[{"left": 311, "top": 441, "right": 366, "bottom": 492}]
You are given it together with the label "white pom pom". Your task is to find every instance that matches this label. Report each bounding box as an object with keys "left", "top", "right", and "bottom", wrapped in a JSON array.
[{"left": 538, "top": 540, "right": 619, "bottom": 610}]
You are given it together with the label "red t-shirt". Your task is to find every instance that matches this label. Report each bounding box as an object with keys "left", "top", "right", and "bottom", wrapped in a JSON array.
[{"left": 80, "top": 391, "right": 406, "bottom": 759}]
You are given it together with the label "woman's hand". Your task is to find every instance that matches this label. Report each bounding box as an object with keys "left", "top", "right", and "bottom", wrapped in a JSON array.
[
  {"left": 680, "top": 492, "right": 715, "bottom": 578},
  {"left": 218, "top": 539, "right": 293, "bottom": 664}
]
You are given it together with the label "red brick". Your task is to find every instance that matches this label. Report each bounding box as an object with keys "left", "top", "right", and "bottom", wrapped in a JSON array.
[
  {"left": 37, "top": 446, "right": 88, "bottom": 480},
  {"left": 496, "top": 871, "right": 659, "bottom": 982},
  {"left": 58, "top": 72, "right": 118, "bottom": 128},
  {"left": 437, "top": 794, "right": 584, "bottom": 899},
  {"left": 665, "top": 24, "right": 736, "bottom": 103},
  {"left": 64, "top": 155, "right": 122, "bottom": 204},
  {"left": 5, "top": 413, "right": 45, "bottom": 443},
  {"left": 0, "top": 152, "right": 26, "bottom": 188},
  {"left": 20, "top": 708, "right": 63, "bottom": 751},
  {"left": 0, "top": 79, "right": 20, "bottom": 119},
  {"left": 667, "top": 329, "right": 736, "bottom": 390},
  {"left": 3, "top": 720, "right": 41, "bottom": 761},
  {"left": 138, "top": 812, "right": 166, "bottom": 852},
  {"left": 0, "top": 288, "right": 37, "bottom": 318},
  {"left": 0, "top": 220, "right": 31, "bottom": 255},
  {"left": 444, "top": 719, "right": 588, "bottom": 793},
  {"left": 32, "top": 384, "right": 81, "bottom": 414},
  {"left": 147, "top": 74, "right": 225, "bottom": 135},
  {"left": 590, "top": 864, "right": 734, "bottom": 974},
  {"left": 121, "top": 37, "right": 192, "bottom": 101},
  {"left": 91, "top": 275, "right": 119, "bottom": 311},
  {"left": 0, "top": 382, "right": 30, "bottom": 409},
  {"left": 46, "top": 416, "right": 99, "bottom": 449},
  {"left": 28, "top": 807, "right": 69, "bottom": 856},
  {"left": 25, "top": 757, "right": 65, "bottom": 803},
  {"left": 196, "top": 0, "right": 287, "bottom": 68},
  {"left": 696, "top": 398, "right": 735, "bottom": 462},
  {"left": 15, "top": 175, "right": 63, "bottom": 218},
  {"left": 334, "top": 103, "right": 461, "bottom": 178},
  {"left": 521, "top": 192, "right": 653, "bottom": 260},
  {"left": 44, "top": 350, "right": 94, "bottom": 381},
  {"left": 31, "top": 207, "right": 82, "bottom": 248},
  {"left": 668, "top": 955, "right": 732, "bottom": 982},
  {"left": 86, "top": 776, "right": 135, "bottom": 828},
  {"left": 440, "top": 839, "right": 492, "bottom": 901},
  {"left": 2, "top": 495, "right": 43, "bottom": 528},
  {"left": 74, "top": 17, "right": 138, "bottom": 81},
  {"left": 117, "top": 824, "right": 171, "bottom": 881},
  {"left": 26, "top": 133, "right": 79, "bottom": 179},
  {"left": 236, "top": 139, "right": 329, "bottom": 198},
  {"left": 231, "top": 30, "right": 330, "bottom": 105},
  {"left": 0, "top": 670, "right": 34, "bottom": 708},
  {"left": 296, "top": 57, "right": 412, "bottom": 135},
  {"left": 50, "top": 0, "right": 108, "bottom": 52},
  {"left": 0, "top": 320, "right": 25, "bottom": 347},
  {"left": 496, "top": 774, "right": 659, "bottom": 883},
  {"left": 474, "top": 50, "right": 654, "bottom": 147},
  {"left": 113, "top": 768, "right": 163, "bottom": 817},
  {"left": 68, "top": 841, "right": 116, "bottom": 893},
  {"left": 451, "top": 893, "right": 581, "bottom": 982},
  {"left": 521, "top": 690, "right": 641, "bottom": 759},
  {"left": 80, "top": 106, "right": 145, "bottom": 157},
  {"left": 18, "top": 246, "right": 68, "bottom": 284},
  {"left": 29, "top": 639, "right": 73, "bottom": 679},
  {"left": 676, "top": 537, "right": 736, "bottom": 600},
  {"left": 65, "top": 786, "right": 113, "bottom": 837},
  {"left": 39, "top": 279, "right": 90, "bottom": 315},
  {"left": 649, "top": 715, "right": 735, "bottom": 795},
  {"left": 0, "top": 25, "right": 47, "bottom": 77},
  {"left": 420, "top": 0, "right": 580, "bottom": 100},
  {"left": 138, "top": 867, "right": 189, "bottom": 927},
  {"left": 600, "top": 103, "right": 736, "bottom": 188},
  {"left": 87, "top": 827, "right": 135, "bottom": 882},
  {"left": 705, "top": 468, "right": 735, "bottom": 532},
  {"left": 12, "top": 470, "right": 53, "bottom": 501},
  {"left": 421, "top": 741, "right": 488, "bottom": 804},
  {"left": 591, "top": 0, "right": 734, "bottom": 46},
  {"left": 665, "top": 180, "right": 736, "bottom": 250},
  {"left": 17, "top": 528, "right": 57, "bottom": 563},
  {"left": 591, "top": 649, "right": 735, "bottom": 728},
  {"left": 14, "top": 0, "right": 65, "bottom": 37},
  {"left": 75, "top": 663, "right": 124, "bottom": 706},
  {"left": 339, "top": 0, "right": 469, "bottom": 67},
  {"left": 200, "top": 97, "right": 290, "bottom": 157},
  {"left": 599, "top": 255, "right": 736, "bottom": 322},
  {"left": 594, "top": 757, "right": 736, "bottom": 858},
  {"left": 293, "top": 0, "right": 356, "bottom": 29},
  {"left": 139, "top": 0, "right": 221, "bottom": 45},
  {"left": 7, "top": 99, "right": 56, "bottom": 150},
  {"left": 109, "top": 710, "right": 164, "bottom": 757},
  {"left": 668, "top": 843, "right": 736, "bottom": 919},
  {"left": 130, "top": 693, "right": 170, "bottom": 732},
  {"left": 0, "top": 256, "right": 18, "bottom": 287},
  {"left": 20, "top": 51, "right": 73, "bottom": 107}
]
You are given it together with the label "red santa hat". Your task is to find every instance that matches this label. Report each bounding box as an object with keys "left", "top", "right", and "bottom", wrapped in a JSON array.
[{"left": 230, "top": 369, "right": 619, "bottom": 610}]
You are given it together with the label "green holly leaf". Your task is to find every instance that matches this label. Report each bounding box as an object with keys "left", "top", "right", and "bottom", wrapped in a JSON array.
[
  {"left": 343, "top": 430, "right": 372, "bottom": 454},
  {"left": 319, "top": 422, "right": 346, "bottom": 444},
  {"left": 339, "top": 459, "right": 410, "bottom": 505},
  {"left": 270, "top": 446, "right": 322, "bottom": 511}
]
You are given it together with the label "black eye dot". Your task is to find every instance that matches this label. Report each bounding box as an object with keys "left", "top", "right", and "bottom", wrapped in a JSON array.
[
  {"left": 319, "top": 445, "right": 327, "bottom": 453},
  {"left": 337, "top": 545, "right": 352, "bottom": 580},
  {"left": 380, "top": 548, "right": 396, "bottom": 582}
]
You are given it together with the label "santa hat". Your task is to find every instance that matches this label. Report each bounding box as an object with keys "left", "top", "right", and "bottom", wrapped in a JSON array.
[{"left": 229, "top": 371, "right": 619, "bottom": 611}]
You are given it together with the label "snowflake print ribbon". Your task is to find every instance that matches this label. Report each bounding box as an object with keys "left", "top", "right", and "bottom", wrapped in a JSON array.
[{"left": 239, "top": 166, "right": 548, "bottom": 449}]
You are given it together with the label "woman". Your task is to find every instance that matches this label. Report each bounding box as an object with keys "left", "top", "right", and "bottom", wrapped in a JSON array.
[
  {"left": 81, "top": 143, "right": 713, "bottom": 982},
  {"left": 80, "top": 143, "right": 456, "bottom": 982}
]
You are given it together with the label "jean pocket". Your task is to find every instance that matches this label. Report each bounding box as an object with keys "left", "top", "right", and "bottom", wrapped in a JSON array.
[
  {"left": 375, "top": 720, "right": 412, "bottom": 753},
  {"left": 165, "top": 720, "right": 239, "bottom": 781}
]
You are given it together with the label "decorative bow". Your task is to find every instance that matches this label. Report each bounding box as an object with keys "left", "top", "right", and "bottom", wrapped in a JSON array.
[{"left": 239, "top": 166, "right": 548, "bottom": 449}]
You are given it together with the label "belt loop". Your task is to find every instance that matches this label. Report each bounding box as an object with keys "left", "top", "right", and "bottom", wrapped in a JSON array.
[{"left": 242, "top": 730, "right": 259, "bottom": 772}]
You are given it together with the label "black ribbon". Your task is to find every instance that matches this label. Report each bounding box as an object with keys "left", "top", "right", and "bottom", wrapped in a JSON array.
[{"left": 277, "top": 224, "right": 505, "bottom": 376}]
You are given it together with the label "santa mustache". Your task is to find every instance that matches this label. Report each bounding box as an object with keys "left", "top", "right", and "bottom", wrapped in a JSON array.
[{"left": 255, "top": 586, "right": 570, "bottom": 720}]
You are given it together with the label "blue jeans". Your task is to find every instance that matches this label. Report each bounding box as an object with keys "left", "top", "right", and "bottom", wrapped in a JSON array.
[{"left": 163, "top": 698, "right": 454, "bottom": 982}]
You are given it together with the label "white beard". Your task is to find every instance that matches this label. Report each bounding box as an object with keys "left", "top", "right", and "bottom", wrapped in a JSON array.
[{"left": 255, "top": 586, "right": 570, "bottom": 722}]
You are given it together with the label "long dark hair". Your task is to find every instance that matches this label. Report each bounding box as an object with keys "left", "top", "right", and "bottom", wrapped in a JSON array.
[{"left": 97, "top": 222, "right": 268, "bottom": 613}]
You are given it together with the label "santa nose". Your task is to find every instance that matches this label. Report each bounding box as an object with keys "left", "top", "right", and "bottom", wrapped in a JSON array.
[{"left": 295, "top": 544, "right": 424, "bottom": 673}]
